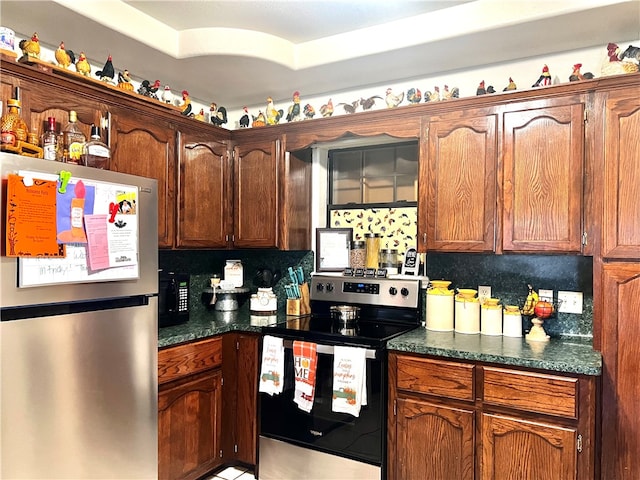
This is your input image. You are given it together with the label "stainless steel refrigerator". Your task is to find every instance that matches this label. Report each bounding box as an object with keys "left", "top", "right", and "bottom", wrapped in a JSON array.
[{"left": 0, "top": 153, "right": 158, "bottom": 479}]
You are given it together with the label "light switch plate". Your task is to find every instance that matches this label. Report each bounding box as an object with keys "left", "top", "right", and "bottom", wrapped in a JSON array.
[
  {"left": 539, "top": 289, "right": 553, "bottom": 302},
  {"left": 558, "top": 291, "right": 583, "bottom": 314}
]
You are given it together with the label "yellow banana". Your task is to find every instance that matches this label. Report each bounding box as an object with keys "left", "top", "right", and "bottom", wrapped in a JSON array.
[{"left": 522, "top": 284, "right": 539, "bottom": 315}]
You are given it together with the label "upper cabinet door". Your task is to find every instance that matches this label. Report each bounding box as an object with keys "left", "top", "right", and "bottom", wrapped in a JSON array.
[
  {"left": 602, "top": 90, "right": 640, "bottom": 260},
  {"left": 502, "top": 99, "right": 585, "bottom": 253},
  {"left": 110, "top": 110, "right": 176, "bottom": 248},
  {"left": 419, "top": 110, "right": 498, "bottom": 252},
  {"left": 232, "top": 139, "right": 279, "bottom": 248},
  {"left": 177, "top": 132, "right": 231, "bottom": 248}
]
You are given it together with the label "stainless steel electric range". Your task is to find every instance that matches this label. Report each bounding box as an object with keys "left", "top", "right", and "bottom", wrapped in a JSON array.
[{"left": 258, "top": 274, "right": 423, "bottom": 480}]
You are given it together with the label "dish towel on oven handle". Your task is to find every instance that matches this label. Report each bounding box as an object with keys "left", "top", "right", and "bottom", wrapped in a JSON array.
[
  {"left": 259, "top": 335, "right": 284, "bottom": 395},
  {"left": 332, "top": 345, "right": 367, "bottom": 417},
  {"left": 293, "top": 340, "right": 317, "bottom": 412}
]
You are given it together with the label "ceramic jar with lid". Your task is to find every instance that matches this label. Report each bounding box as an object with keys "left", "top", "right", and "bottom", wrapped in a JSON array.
[
  {"left": 425, "top": 280, "right": 454, "bottom": 331},
  {"left": 503, "top": 305, "right": 523, "bottom": 337},
  {"left": 481, "top": 298, "right": 503, "bottom": 336},
  {"left": 455, "top": 289, "right": 480, "bottom": 334}
]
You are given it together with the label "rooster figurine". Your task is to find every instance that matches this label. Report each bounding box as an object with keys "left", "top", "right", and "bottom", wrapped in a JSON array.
[
  {"left": 252, "top": 111, "right": 266, "bottom": 128},
  {"left": 407, "top": 88, "right": 422, "bottom": 104},
  {"left": 385, "top": 88, "right": 404, "bottom": 108},
  {"left": 569, "top": 63, "right": 594, "bottom": 82},
  {"left": 303, "top": 104, "right": 315, "bottom": 119},
  {"left": 336, "top": 100, "right": 359, "bottom": 114},
  {"left": 319, "top": 98, "right": 334, "bottom": 117},
  {"left": 442, "top": 85, "right": 459, "bottom": 100},
  {"left": 75, "top": 52, "right": 91, "bottom": 77},
  {"left": 266, "top": 97, "right": 283, "bottom": 125},
  {"left": 19, "top": 32, "right": 40, "bottom": 59},
  {"left": 239, "top": 107, "right": 250, "bottom": 128},
  {"left": 194, "top": 109, "right": 205, "bottom": 122},
  {"left": 161, "top": 85, "right": 173, "bottom": 104},
  {"left": 55, "top": 41, "right": 75, "bottom": 69},
  {"left": 117, "top": 69, "right": 134, "bottom": 91},
  {"left": 424, "top": 86, "right": 440, "bottom": 102},
  {"left": 138, "top": 80, "right": 161, "bottom": 99},
  {"left": 360, "top": 95, "right": 382, "bottom": 110},
  {"left": 180, "top": 90, "right": 192, "bottom": 116},
  {"left": 503, "top": 77, "right": 517, "bottom": 91},
  {"left": 209, "top": 102, "right": 228, "bottom": 126},
  {"left": 532, "top": 64, "right": 551, "bottom": 87},
  {"left": 476, "top": 80, "right": 487, "bottom": 95},
  {"left": 601, "top": 42, "right": 639, "bottom": 76},
  {"left": 286, "top": 91, "right": 302, "bottom": 122},
  {"left": 96, "top": 54, "right": 115, "bottom": 83}
]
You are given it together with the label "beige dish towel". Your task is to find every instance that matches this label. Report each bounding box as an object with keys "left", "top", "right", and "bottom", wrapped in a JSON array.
[
  {"left": 259, "top": 335, "right": 284, "bottom": 395},
  {"left": 332, "top": 345, "right": 367, "bottom": 417}
]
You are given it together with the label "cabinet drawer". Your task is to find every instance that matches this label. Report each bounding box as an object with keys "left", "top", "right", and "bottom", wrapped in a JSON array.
[
  {"left": 483, "top": 367, "right": 577, "bottom": 418},
  {"left": 396, "top": 356, "right": 474, "bottom": 401},
  {"left": 158, "top": 337, "right": 223, "bottom": 384}
]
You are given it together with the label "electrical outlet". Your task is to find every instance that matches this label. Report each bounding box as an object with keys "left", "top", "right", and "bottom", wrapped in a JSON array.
[
  {"left": 539, "top": 289, "right": 553, "bottom": 302},
  {"left": 558, "top": 291, "right": 583, "bottom": 314},
  {"left": 478, "top": 286, "right": 492, "bottom": 300}
]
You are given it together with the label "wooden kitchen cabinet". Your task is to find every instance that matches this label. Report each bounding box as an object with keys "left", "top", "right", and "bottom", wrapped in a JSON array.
[
  {"left": 158, "top": 337, "right": 224, "bottom": 480},
  {"left": 418, "top": 108, "right": 498, "bottom": 252},
  {"left": 501, "top": 96, "right": 586, "bottom": 253},
  {"left": 601, "top": 89, "right": 640, "bottom": 260},
  {"left": 232, "top": 138, "right": 280, "bottom": 248},
  {"left": 388, "top": 352, "right": 597, "bottom": 480},
  {"left": 177, "top": 130, "right": 231, "bottom": 248},
  {"left": 109, "top": 108, "right": 176, "bottom": 248}
]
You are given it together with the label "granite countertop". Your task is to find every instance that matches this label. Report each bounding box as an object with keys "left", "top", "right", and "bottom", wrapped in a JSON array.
[
  {"left": 387, "top": 327, "right": 602, "bottom": 376},
  {"left": 158, "top": 304, "right": 287, "bottom": 348},
  {"left": 160, "top": 309, "right": 602, "bottom": 376}
]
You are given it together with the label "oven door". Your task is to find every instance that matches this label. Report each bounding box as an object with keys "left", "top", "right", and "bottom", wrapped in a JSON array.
[{"left": 259, "top": 341, "right": 384, "bottom": 479}]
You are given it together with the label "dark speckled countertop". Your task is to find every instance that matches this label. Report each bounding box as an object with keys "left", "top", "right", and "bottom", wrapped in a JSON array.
[
  {"left": 387, "top": 327, "right": 601, "bottom": 376},
  {"left": 160, "top": 308, "right": 602, "bottom": 376}
]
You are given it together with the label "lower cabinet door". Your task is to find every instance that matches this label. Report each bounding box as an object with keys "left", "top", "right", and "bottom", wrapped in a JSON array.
[
  {"left": 481, "top": 413, "right": 577, "bottom": 480},
  {"left": 158, "top": 369, "right": 223, "bottom": 480},
  {"left": 395, "top": 397, "right": 474, "bottom": 480}
]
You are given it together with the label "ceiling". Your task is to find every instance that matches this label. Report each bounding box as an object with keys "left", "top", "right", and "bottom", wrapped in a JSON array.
[{"left": 2, "top": 0, "right": 639, "bottom": 110}]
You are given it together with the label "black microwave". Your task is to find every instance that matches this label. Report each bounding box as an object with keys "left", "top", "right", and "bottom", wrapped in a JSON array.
[{"left": 158, "top": 271, "right": 190, "bottom": 328}]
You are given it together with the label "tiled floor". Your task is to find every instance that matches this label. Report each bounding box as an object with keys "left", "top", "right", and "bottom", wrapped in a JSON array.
[{"left": 205, "top": 465, "right": 256, "bottom": 480}]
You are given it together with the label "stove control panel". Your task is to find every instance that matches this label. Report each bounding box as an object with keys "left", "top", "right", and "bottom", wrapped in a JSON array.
[{"left": 311, "top": 275, "right": 421, "bottom": 308}]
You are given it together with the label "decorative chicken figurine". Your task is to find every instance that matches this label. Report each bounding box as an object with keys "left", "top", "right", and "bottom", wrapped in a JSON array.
[
  {"left": 503, "top": 77, "right": 517, "bottom": 91},
  {"left": 180, "top": 90, "right": 192, "bottom": 116},
  {"left": 569, "top": 63, "right": 595, "bottom": 82},
  {"left": 19, "top": 32, "right": 40, "bottom": 59},
  {"left": 55, "top": 41, "right": 75, "bottom": 69},
  {"left": 138, "top": 80, "right": 161, "bottom": 99},
  {"left": 601, "top": 42, "right": 639, "bottom": 76},
  {"left": 303, "top": 104, "right": 316, "bottom": 119},
  {"left": 319, "top": 98, "right": 334, "bottom": 117},
  {"left": 442, "top": 85, "right": 459, "bottom": 100},
  {"left": 117, "top": 69, "right": 134, "bottom": 91},
  {"left": 266, "top": 97, "right": 283, "bottom": 125},
  {"left": 194, "top": 108, "right": 205, "bottom": 122},
  {"left": 407, "top": 88, "right": 422, "bottom": 104},
  {"left": 161, "top": 85, "right": 173, "bottom": 104},
  {"left": 96, "top": 54, "right": 115, "bottom": 83},
  {"left": 385, "top": 88, "right": 404, "bottom": 108},
  {"left": 239, "top": 107, "right": 250, "bottom": 128},
  {"left": 360, "top": 95, "right": 382, "bottom": 110},
  {"left": 424, "top": 86, "right": 440, "bottom": 102},
  {"left": 75, "top": 52, "right": 91, "bottom": 77},
  {"left": 252, "top": 111, "right": 266, "bottom": 128},
  {"left": 209, "top": 102, "right": 228, "bottom": 126},
  {"left": 476, "top": 80, "right": 487, "bottom": 95},
  {"left": 286, "top": 91, "right": 302, "bottom": 122},
  {"left": 336, "top": 100, "right": 359, "bottom": 114},
  {"left": 532, "top": 64, "right": 551, "bottom": 87}
]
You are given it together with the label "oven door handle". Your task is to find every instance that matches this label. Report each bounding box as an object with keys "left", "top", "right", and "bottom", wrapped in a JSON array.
[{"left": 282, "top": 339, "right": 378, "bottom": 360}]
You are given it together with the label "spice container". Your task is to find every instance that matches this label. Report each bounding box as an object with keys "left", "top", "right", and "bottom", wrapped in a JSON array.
[
  {"left": 364, "top": 233, "right": 381, "bottom": 269},
  {"left": 349, "top": 240, "right": 366, "bottom": 269},
  {"left": 379, "top": 248, "right": 399, "bottom": 274}
]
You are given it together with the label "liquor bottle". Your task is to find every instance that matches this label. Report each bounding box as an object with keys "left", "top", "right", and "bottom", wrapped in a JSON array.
[
  {"left": 0, "top": 98, "right": 28, "bottom": 147},
  {"left": 62, "top": 110, "right": 85, "bottom": 164},
  {"left": 82, "top": 125, "right": 110, "bottom": 169},
  {"left": 41, "top": 117, "right": 58, "bottom": 161}
]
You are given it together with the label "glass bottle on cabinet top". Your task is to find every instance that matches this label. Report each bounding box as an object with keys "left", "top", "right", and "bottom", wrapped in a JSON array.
[
  {"left": 61, "top": 110, "right": 85, "bottom": 164},
  {"left": 41, "top": 117, "right": 58, "bottom": 161},
  {"left": 82, "top": 125, "right": 110, "bottom": 169}
]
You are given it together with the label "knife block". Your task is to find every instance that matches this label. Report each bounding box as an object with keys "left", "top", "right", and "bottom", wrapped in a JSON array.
[{"left": 299, "top": 282, "right": 311, "bottom": 314}]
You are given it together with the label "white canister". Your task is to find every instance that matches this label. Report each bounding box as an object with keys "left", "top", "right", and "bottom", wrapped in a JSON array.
[
  {"left": 503, "top": 306, "right": 523, "bottom": 337},
  {"left": 454, "top": 296, "right": 480, "bottom": 334},
  {"left": 481, "top": 301, "right": 503, "bottom": 336},
  {"left": 224, "top": 260, "right": 243, "bottom": 288},
  {"left": 425, "top": 280, "right": 454, "bottom": 331}
]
